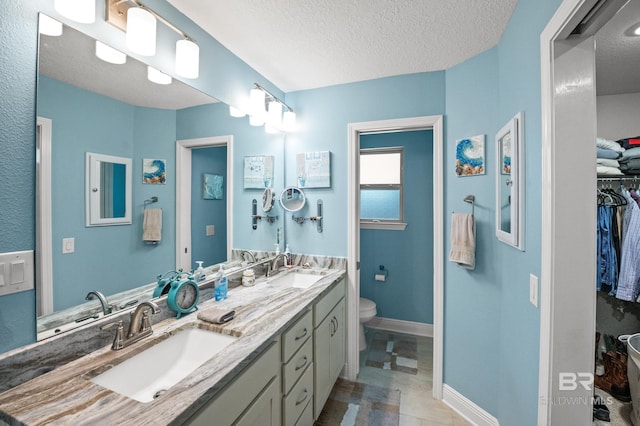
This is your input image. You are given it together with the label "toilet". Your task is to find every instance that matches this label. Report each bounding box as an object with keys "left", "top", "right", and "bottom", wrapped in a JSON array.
[{"left": 359, "top": 297, "right": 377, "bottom": 351}]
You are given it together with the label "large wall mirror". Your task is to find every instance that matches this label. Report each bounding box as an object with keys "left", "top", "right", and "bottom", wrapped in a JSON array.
[
  {"left": 495, "top": 112, "right": 524, "bottom": 250},
  {"left": 35, "top": 16, "right": 283, "bottom": 339}
]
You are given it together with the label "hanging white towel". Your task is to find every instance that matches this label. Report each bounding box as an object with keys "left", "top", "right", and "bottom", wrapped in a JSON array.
[
  {"left": 143, "top": 208, "right": 162, "bottom": 242},
  {"left": 449, "top": 213, "right": 475, "bottom": 269}
]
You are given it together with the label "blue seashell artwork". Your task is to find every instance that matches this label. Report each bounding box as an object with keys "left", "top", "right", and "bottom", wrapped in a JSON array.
[{"left": 455, "top": 135, "right": 485, "bottom": 176}]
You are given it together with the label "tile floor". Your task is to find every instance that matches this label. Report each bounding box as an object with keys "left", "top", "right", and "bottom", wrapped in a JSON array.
[{"left": 355, "top": 327, "right": 471, "bottom": 426}]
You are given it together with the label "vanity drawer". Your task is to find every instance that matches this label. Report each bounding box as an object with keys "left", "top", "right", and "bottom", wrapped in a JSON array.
[
  {"left": 314, "top": 278, "right": 345, "bottom": 327},
  {"left": 282, "top": 337, "right": 313, "bottom": 395},
  {"left": 282, "top": 309, "right": 312, "bottom": 363},
  {"left": 295, "top": 398, "right": 313, "bottom": 426},
  {"left": 283, "top": 363, "right": 313, "bottom": 426}
]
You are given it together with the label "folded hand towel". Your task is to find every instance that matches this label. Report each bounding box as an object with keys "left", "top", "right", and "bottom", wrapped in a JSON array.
[
  {"left": 142, "top": 208, "right": 162, "bottom": 242},
  {"left": 449, "top": 213, "right": 475, "bottom": 269},
  {"left": 597, "top": 158, "right": 620, "bottom": 168},
  {"left": 198, "top": 307, "right": 236, "bottom": 324},
  {"left": 597, "top": 165, "right": 624, "bottom": 176},
  {"left": 597, "top": 137, "right": 625, "bottom": 153}
]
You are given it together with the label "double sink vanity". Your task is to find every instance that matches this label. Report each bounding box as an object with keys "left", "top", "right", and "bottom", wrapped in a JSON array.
[{"left": 0, "top": 258, "right": 347, "bottom": 426}]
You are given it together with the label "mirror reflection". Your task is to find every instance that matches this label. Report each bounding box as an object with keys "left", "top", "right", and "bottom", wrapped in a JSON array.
[
  {"left": 85, "top": 152, "right": 132, "bottom": 226},
  {"left": 280, "top": 187, "right": 306, "bottom": 212},
  {"left": 36, "top": 17, "right": 261, "bottom": 339}
]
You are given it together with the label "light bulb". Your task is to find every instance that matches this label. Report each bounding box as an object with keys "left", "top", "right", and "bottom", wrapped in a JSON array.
[
  {"left": 54, "top": 0, "right": 95, "bottom": 24},
  {"left": 147, "top": 66, "right": 172, "bottom": 85},
  {"left": 95, "top": 41, "right": 126, "bottom": 64},
  {"left": 176, "top": 39, "right": 199, "bottom": 79},
  {"left": 126, "top": 7, "right": 156, "bottom": 56},
  {"left": 38, "top": 15, "right": 63, "bottom": 36}
]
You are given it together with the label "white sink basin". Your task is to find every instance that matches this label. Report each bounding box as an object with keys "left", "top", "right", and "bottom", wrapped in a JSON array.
[
  {"left": 268, "top": 271, "right": 325, "bottom": 289},
  {"left": 91, "top": 327, "right": 236, "bottom": 402}
]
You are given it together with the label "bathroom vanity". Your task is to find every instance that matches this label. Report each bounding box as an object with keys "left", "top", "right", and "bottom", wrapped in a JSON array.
[{"left": 0, "top": 264, "right": 346, "bottom": 426}]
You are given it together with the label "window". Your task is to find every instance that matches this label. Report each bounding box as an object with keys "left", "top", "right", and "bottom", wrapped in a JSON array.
[{"left": 360, "top": 147, "right": 406, "bottom": 230}]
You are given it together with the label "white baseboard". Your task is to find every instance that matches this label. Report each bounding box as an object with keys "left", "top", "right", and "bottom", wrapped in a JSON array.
[
  {"left": 366, "top": 316, "right": 433, "bottom": 337},
  {"left": 442, "top": 384, "right": 499, "bottom": 426}
]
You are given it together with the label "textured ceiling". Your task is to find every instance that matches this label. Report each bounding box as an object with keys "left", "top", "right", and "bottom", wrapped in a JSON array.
[
  {"left": 39, "top": 23, "right": 216, "bottom": 110},
  {"left": 595, "top": 0, "right": 640, "bottom": 95},
  {"left": 168, "top": 0, "right": 519, "bottom": 92}
]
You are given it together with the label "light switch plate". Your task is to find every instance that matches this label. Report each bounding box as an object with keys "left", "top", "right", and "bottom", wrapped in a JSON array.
[
  {"left": 529, "top": 273, "right": 539, "bottom": 307},
  {"left": 206, "top": 225, "right": 215, "bottom": 236},
  {"left": 62, "top": 237, "right": 75, "bottom": 254},
  {"left": 0, "top": 250, "right": 34, "bottom": 296}
]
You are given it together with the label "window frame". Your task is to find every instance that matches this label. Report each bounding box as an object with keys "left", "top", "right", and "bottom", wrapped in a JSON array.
[{"left": 359, "top": 146, "right": 407, "bottom": 230}]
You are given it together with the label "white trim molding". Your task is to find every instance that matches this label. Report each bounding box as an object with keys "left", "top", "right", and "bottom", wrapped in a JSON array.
[
  {"left": 366, "top": 317, "right": 433, "bottom": 337},
  {"left": 347, "top": 115, "right": 444, "bottom": 400},
  {"left": 442, "top": 385, "right": 500, "bottom": 426},
  {"left": 36, "top": 116, "right": 53, "bottom": 316},
  {"left": 176, "top": 136, "right": 234, "bottom": 271}
]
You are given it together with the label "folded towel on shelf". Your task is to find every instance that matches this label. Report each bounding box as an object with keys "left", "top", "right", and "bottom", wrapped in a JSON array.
[
  {"left": 621, "top": 147, "right": 640, "bottom": 161},
  {"left": 620, "top": 158, "right": 640, "bottom": 171},
  {"left": 597, "top": 158, "right": 620, "bottom": 168},
  {"left": 142, "top": 208, "right": 162, "bottom": 242},
  {"left": 597, "top": 165, "right": 624, "bottom": 176},
  {"left": 597, "top": 148, "right": 622, "bottom": 160},
  {"left": 597, "top": 137, "right": 625, "bottom": 153},
  {"left": 449, "top": 213, "right": 475, "bottom": 270},
  {"left": 197, "top": 307, "right": 236, "bottom": 324}
]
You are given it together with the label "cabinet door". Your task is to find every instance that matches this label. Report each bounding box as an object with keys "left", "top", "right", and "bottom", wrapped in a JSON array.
[
  {"left": 235, "top": 377, "right": 281, "bottom": 426},
  {"left": 313, "top": 312, "right": 332, "bottom": 419},
  {"left": 330, "top": 298, "right": 346, "bottom": 381}
]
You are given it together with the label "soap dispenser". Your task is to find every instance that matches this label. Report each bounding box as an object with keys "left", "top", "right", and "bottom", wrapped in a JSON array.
[
  {"left": 284, "top": 244, "right": 292, "bottom": 268},
  {"left": 195, "top": 261, "right": 205, "bottom": 281}
]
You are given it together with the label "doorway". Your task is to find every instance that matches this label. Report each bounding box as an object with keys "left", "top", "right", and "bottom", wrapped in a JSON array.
[
  {"left": 176, "top": 136, "right": 234, "bottom": 271},
  {"left": 347, "top": 115, "right": 444, "bottom": 399},
  {"left": 540, "top": 0, "right": 632, "bottom": 423}
]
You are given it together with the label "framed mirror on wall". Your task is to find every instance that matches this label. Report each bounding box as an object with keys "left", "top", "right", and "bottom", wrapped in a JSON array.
[{"left": 495, "top": 112, "right": 524, "bottom": 250}]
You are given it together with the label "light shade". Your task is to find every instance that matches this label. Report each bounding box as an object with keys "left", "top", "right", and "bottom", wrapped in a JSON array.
[
  {"left": 283, "top": 110, "right": 296, "bottom": 132},
  {"left": 95, "top": 41, "right": 126, "bottom": 64},
  {"left": 126, "top": 7, "right": 156, "bottom": 56},
  {"left": 54, "top": 0, "right": 95, "bottom": 24},
  {"left": 39, "top": 15, "right": 63, "bottom": 36},
  {"left": 267, "top": 101, "right": 283, "bottom": 129},
  {"left": 175, "top": 39, "right": 199, "bottom": 79},
  {"left": 147, "top": 66, "right": 172, "bottom": 85},
  {"left": 249, "top": 88, "right": 266, "bottom": 118},
  {"left": 229, "top": 106, "right": 246, "bottom": 117},
  {"left": 249, "top": 114, "right": 265, "bottom": 127}
]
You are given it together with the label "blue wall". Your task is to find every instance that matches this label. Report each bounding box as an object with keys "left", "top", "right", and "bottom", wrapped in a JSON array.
[
  {"left": 191, "top": 146, "right": 227, "bottom": 267},
  {"left": 37, "top": 76, "right": 176, "bottom": 311},
  {"left": 359, "top": 130, "right": 434, "bottom": 324},
  {"left": 283, "top": 72, "right": 446, "bottom": 256}
]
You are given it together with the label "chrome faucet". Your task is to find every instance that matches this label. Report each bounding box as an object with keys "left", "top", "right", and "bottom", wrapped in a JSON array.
[
  {"left": 267, "top": 253, "right": 288, "bottom": 277},
  {"left": 101, "top": 301, "right": 159, "bottom": 350},
  {"left": 240, "top": 250, "right": 257, "bottom": 263},
  {"left": 86, "top": 290, "right": 113, "bottom": 315}
]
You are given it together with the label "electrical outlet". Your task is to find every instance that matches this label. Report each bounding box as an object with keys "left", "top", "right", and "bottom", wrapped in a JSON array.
[{"left": 529, "top": 274, "right": 539, "bottom": 307}]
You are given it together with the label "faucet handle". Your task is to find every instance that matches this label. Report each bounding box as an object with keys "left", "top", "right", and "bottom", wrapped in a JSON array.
[{"left": 101, "top": 320, "right": 124, "bottom": 350}]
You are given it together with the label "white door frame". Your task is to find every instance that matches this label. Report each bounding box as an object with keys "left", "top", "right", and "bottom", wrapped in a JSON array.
[
  {"left": 176, "top": 136, "right": 234, "bottom": 271},
  {"left": 36, "top": 116, "right": 53, "bottom": 316},
  {"left": 347, "top": 115, "right": 444, "bottom": 398},
  {"left": 540, "top": 0, "right": 605, "bottom": 423}
]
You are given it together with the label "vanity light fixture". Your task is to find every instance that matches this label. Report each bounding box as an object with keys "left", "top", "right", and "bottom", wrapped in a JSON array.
[
  {"left": 126, "top": 7, "right": 156, "bottom": 56},
  {"left": 244, "top": 84, "right": 296, "bottom": 133},
  {"left": 634, "top": 24, "right": 640, "bottom": 36},
  {"left": 106, "top": 0, "right": 200, "bottom": 79},
  {"left": 147, "top": 66, "right": 172, "bottom": 85},
  {"left": 38, "top": 14, "right": 63, "bottom": 36},
  {"left": 95, "top": 41, "right": 127, "bottom": 65},
  {"left": 54, "top": 0, "right": 95, "bottom": 24},
  {"left": 229, "top": 106, "right": 246, "bottom": 118}
]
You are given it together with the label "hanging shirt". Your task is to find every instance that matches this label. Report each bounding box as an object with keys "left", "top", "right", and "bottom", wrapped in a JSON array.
[
  {"left": 597, "top": 205, "right": 618, "bottom": 294},
  {"left": 616, "top": 195, "right": 640, "bottom": 301}
]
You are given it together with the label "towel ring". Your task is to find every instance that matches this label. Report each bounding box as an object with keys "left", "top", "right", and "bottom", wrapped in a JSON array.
[{"left": 464, "top": 195, "right": 475, "bottom": 215}]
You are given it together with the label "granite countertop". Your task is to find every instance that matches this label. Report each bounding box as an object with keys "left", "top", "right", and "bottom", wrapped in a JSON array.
[{"left": 0, "top": 266, "right": 346, "bottom": 426}]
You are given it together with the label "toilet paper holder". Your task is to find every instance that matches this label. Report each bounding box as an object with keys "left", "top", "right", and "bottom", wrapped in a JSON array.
[{"left": 375, "top": 265, "right": 388, "bottom": 282}]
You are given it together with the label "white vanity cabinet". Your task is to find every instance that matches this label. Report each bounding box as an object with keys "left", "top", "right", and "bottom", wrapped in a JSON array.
[
  {"left": 186, "top": 339, "right": 282, "bottom": 426},
  {"left": 313, "top": 278, "right": 346, "bottom": 420},
  {"left": 281, "top": 309, "right": 314, "bottom": 426}
]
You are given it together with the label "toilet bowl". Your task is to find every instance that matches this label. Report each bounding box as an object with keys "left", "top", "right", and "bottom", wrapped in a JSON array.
[
  {"left": 626, "top": 333, "right": 640, "bottom": 425},
  {"left": 359, "top": 297, "right": 377, "bottom": 351}
]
